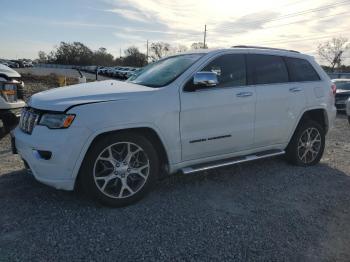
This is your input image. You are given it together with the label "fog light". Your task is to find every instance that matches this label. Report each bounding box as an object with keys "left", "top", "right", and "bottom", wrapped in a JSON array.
[{"left": 33, "top": 150, "right": 52, "bottom": 160}]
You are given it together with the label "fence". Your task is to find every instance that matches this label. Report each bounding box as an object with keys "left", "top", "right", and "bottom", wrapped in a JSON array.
[{"left": 35, "top": 64, "right": 82, "bottom": 69}]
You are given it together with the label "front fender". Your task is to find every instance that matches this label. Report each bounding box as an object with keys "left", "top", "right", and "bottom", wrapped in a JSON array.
[{"left": 70, "top": 122, "right": 173, "bottom": 181}]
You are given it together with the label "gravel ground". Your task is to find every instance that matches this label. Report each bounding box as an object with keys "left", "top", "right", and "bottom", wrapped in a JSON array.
[{"left": 1, "top": 115, "right": 350, "bottom": 261}]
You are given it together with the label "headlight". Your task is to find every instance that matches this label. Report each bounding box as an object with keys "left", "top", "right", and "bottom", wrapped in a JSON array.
[{"left": 39, "top": 114, "right": 75, "bottom": 129}]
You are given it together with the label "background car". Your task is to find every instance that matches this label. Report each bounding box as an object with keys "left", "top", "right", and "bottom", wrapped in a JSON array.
[
  {"left": 125, "top": 68, "right": 140, "bottom": 79},
  {"left": 332, "top": 79, "right": 350, "bottom": 111}
]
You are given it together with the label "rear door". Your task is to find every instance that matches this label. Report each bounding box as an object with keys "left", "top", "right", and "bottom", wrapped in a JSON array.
[
  {"left": 247, "top": 54, "right": 306, "bottom": 147},
  {"left": 284, "top": 56, "right": 322, "bottom": 113}
]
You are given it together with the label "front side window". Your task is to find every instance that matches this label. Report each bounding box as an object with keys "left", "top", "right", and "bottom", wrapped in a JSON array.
[
  {"left": 128, "top": 54, "right": 203, "bottom": 87},
  {"left": 247, "top": 54, "right": 289, "bottom": 85},
  {"left": 285, "top": 57, "right": 321, "bottom": 82},
  {"left": 201, "top": 54, "right": 246, "bottom": 88}
]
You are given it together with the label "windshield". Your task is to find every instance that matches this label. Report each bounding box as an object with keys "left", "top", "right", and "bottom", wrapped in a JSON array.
[
  {"left": 335, "top": 81, "right": 350, "bottom": 90},
  {"left": 128, "top": 54, "right": 203, "bottom": 87}
]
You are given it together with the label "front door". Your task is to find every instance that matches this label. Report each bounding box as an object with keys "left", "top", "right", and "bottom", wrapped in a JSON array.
[{"left": 180, "top": 54, "right": 256, "bottom": 161}]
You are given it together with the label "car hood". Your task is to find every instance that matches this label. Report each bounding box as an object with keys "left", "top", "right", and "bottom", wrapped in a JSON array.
[
  {"left": 0, "top": 64, "right": 21, "bottom": 78},
  {"left": 29, "top": 80, "right": 155, "bottom": 111}
]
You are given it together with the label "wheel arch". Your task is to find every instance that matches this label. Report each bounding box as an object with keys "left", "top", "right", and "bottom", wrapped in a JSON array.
[
  {"left": 287, "top": 107, "right": 329, "bottom": 148},
  {"left": 298, "top": 108, "right": 329, "bottom": 133},
  {"left": 74, "top": 126, "right": 171, "bottom": 188},
  {"left": 91, "top": 127, "right": 170, "bottom": 169}
]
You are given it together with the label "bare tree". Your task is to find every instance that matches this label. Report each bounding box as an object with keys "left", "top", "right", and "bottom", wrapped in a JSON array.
[
  {"left": 318, "top": 37, "right": 349, "bottom": 71},
  {"left": 149, "top": 42, "right": 171, "bottom": 60},
  {"left": 176, "top": 44, "right": 188, "bottom": 53}
]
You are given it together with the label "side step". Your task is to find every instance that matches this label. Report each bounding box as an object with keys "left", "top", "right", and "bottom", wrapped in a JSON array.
[{"left": 181, "top": 149, "right": 285, "bottom": 174}]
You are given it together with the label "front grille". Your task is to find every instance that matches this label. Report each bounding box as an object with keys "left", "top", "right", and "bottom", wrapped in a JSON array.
[
  {"left": 19, "top": 108, "right": 39, "bottom": 134},
  {"left": 336, "top": 103, "right": 346, "bottom": 110},
  {"left": 335, "top": 93, "right": 350, "bottom": 102}
]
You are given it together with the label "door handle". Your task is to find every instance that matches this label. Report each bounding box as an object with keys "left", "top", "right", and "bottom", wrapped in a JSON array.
[
  {"left": 236, "top": 92, "right": 253, "bottom": 98},
  {"left": 289, "top": 87, "right": 302, "bottom": 93}
]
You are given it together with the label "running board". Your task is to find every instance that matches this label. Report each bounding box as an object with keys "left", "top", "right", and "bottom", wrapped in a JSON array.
[{"left": 181, "top": 149, "right": 285, "bottom": 174}]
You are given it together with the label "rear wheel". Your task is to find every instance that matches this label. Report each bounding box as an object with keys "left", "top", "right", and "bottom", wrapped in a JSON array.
[
  {"left": 80, "top": 133, "right": 159, "bottom": 207},
  {"left": 286, "top": 120, "right": 325, "bottom": 166}
]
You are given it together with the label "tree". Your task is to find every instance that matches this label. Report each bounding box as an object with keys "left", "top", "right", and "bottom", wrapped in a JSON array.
[
  {"left": 39, "top": 42, "right": 116, "bottom": 66},
  {"left": 123, "top": 47, "right": 148, "bottom": 67},
  {"left": 115, "top": 57, "right": 124, "bottom": 66},
  {"left": 92, "top": 47, "right": 115, "bottom": 66},
  {"left": 191, "top": 42, "right": 208, "bottom": 50},
  {"left": 51, "top": 42, "right": 93, "bottom": 65},
  {"left": 149, "top": 42, "right": 171, "bottom": 60},
  {"left": 318, "top": 37, "right": 350, "bottom": 71},
  {"left": 37, "top": 51, "right": 48, "bottom": 63}
]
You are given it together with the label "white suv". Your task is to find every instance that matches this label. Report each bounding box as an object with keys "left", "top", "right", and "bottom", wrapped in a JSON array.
[{"left": 13, "top": 47, "right": 337, "bottom": 206}]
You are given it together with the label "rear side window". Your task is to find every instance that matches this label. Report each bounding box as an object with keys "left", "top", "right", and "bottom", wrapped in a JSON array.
[
  {"left": 247, "top": 54, "right": 289, "bottom": 85},
  {"left": 285, "top": 57, "right": 320, "bottom": 82},
  {"left": 202, "top": 54, "right": 246, "bottom": 88}
]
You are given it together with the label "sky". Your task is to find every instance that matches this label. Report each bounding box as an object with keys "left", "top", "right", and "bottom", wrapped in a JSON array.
[{"left": 0, "top": 0, "right": 350, "bottom": 64}]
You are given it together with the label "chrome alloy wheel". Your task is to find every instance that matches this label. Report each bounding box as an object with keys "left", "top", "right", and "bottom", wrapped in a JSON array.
[
  {"left": 297, "top": 127, "right": 322, "bottom": 164},
  {"left": 93, "top": 142, "right": 150, "bottom": 199}
]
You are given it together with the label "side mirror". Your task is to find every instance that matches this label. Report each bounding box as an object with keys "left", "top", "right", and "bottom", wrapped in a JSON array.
[{"left": 193, "top": 71, "right": 218, "bottom": 87}]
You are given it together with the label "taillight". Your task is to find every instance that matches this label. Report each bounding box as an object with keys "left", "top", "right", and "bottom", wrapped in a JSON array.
[{"left": 331, "top": 84, "right": 337, "bottom": 95}]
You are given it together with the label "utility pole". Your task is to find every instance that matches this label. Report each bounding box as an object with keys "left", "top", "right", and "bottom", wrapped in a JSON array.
[
  {"left": 203, "top": 24, "right": 207, "bottom": 49},
  {"left": 119, "top": 48, "right": 122, "bottom": 58},
  {"left": 146, "top": 40, "right": 149, "bottom": 63}
]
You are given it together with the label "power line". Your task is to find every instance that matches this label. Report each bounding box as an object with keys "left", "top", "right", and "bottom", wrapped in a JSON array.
[
  {"left": 251, "top": 29, "right": 350, "bottom": 45},
  {"left": 215, "top": 0, "right": 350, "bottom": 31},
  {"left": 215, "top": 10, "right": 349, "bottom": 34}
]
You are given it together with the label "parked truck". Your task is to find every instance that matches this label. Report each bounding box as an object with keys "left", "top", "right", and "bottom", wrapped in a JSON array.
[{"left": 0, "top": 64, "right": 25, "bottom": 137}]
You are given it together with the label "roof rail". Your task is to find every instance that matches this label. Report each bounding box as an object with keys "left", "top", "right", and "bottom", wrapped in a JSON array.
[{"left": 232, "top": 45, "right": 300, "bottom": 53}]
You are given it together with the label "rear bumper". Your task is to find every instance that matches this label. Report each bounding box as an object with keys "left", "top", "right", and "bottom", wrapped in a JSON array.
[{"left": 327, "top": 105, "right": 337, "bottom": 131}]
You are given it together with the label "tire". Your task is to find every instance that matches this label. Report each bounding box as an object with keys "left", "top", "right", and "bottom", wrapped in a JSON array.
[
  {"left": 286, "top": 120, "right": 325, "bottom": 166},
  {"left": 79, "top": 132, "right": 159, "bottom": 207}
]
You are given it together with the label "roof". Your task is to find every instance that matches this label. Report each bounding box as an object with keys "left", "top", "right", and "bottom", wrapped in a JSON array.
[
  {"left": 232, "top": 45, "right": 299, "bottom": 53},
  {"left": 180, "top": 46, "right": 308, "bottom": 58}
]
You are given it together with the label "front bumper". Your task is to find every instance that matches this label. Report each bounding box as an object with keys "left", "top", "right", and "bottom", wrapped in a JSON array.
[
  {"left": 0, "top": 107, "right": 22, "bottom": 119},
  {"left": 14, "top": 125, "right": 92, "bottom": 190}
]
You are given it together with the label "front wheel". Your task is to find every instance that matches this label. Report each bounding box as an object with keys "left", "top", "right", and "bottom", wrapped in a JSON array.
[
  {"left": 286, "top": 120, "right": 325, "bottom": 166},
  {"left": 80, "top": 133, "right": 159, "bottom": 207}
]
